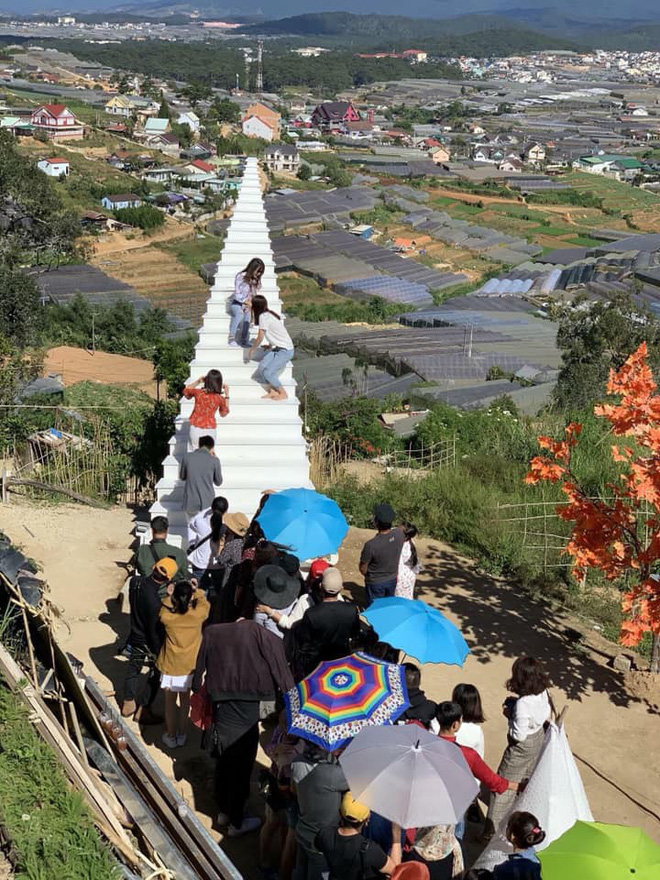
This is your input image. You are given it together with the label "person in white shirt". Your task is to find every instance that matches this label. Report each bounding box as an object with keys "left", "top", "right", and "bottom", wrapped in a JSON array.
[
  {"left": 452, "top": 683, "right": 486, "bottom": 759},
  {"left": 188, "top": 496, "right": 228, "bottom": 593},
  {"left": 248, "top": 294, "right": 294, "bottom": 401},
  {"left": 485, "top": 657, "right": 553, "bottom": 841}
]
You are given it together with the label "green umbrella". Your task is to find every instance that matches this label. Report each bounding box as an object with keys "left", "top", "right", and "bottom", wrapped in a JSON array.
[{"left": 538, "top": 821, "right": 660, "bottom": 880}]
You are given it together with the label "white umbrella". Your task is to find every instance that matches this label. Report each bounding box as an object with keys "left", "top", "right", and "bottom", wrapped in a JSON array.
[{"left": 339, "top": 724, "right": 478, "bottom": 828}]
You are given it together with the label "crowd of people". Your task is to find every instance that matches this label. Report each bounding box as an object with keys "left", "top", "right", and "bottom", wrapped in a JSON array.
[{"left": 122, "top": 491, "right": 553, "bottom": 880}]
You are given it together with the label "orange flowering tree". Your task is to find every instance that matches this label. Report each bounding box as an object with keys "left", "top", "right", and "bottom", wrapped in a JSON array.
[{"left": 526, "top": 342, "right": 660, "bottom": 672}]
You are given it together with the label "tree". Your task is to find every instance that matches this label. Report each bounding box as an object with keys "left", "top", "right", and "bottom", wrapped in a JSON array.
[
  {"left": 297, "top": 163, "right": 312, "bottom": 181},
  {"left": 158, "top": 96, "right": 171, "bottom": 119},
  {"left": 180, "top": 81, "right": 211, "bottom": 109},
  {"left": 0, "top": 267, "right": 41, "bottom": 347},
  {"left": 553, "top": 294, "right": 660, "bottom": 412},
  {"left": 526, "top": 343, "right": 660, "bottom": 672},
  {"left": 209, "top": 97, "right": 241, "bottom": 124}
]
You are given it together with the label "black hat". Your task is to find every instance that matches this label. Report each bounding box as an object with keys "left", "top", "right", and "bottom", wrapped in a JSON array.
[
  {"left": 278, "top": 552, "right": 300, "bottom": 577},
  {"left": 374, "top": 502, "right": 396, "bottom": 525},
  {"left": 254, "top": 564, "right": 301, "bottom": 609}
]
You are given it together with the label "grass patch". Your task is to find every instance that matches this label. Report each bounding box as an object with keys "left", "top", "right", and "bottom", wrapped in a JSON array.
[
  {"left": 158, "top": 233, "right": 224, "bottom": 274},
  {"left": 0, "top": 682, "right": 119, "bottom": 880},
  {"left": 278, "top": 272, "right": 402, "bottom": 323},
  {"left": 566, "top": 235, "right": 605, "bottom": 247},
  {"left": 530, "top": 224, "right": 573, "bottom": 237}
]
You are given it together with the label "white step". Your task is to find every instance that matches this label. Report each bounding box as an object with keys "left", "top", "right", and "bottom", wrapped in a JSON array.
[
  {"left": 157, "top": 466, "right": 312, "bottom": 498},
  {"left": 161, "top": 445, "right": 309, "bottom": 479},
  {"left": 178, "top": 380, "right": 296, "bottom": 408},
  {"left": 169, "top": 420, "right": 307, "bottom": 450}
]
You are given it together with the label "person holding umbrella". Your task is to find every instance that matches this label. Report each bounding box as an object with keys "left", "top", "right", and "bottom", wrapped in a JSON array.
[
  {"left": 315, "top": 793, "right": 402, "bottom": 880},
  {"left": 253, "top": 562, "right": 302, "bottom": 638}
]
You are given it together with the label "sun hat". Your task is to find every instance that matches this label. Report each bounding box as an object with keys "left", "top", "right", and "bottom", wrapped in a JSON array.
[
  {"left": 223, "top": 512, "right": 249, "bottom": 538},
  {"left": 253, "top": 564, "right": 301, "bottom": 609},
  {"left": 309, "top": 558, "right": 331, "bottom": 579},
  {"left": 278, "top": 552, "right": 301, "bottom": 577},
  {"left": 153, "top": 557, "right": 178, "bottom": 582},
  {"left": 321, "top": 567, "right": 343, "bottom": 595},
  {"left": 341, "top": 793, "right": 370, "bottom": 823}
]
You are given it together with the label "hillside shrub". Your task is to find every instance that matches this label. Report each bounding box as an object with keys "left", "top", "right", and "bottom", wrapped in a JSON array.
[
  {"left": 114, "top": 204, "right": 165, "bottom": 231},
  {"left": 0, "top": 685, "right": 119, "bottom": 880}
]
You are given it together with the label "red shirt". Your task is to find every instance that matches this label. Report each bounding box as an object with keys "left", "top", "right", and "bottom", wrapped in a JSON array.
[
  {"left": 439, "top": 734, "right": 509, "bottom": 794},
  {"left": 183, "top": 387, "right": 229, "bottom": 429}
]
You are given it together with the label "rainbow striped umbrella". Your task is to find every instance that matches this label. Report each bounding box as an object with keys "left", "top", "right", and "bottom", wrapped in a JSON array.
[{"left": 285, "top": 652, "right": 410, "bottom": 751}]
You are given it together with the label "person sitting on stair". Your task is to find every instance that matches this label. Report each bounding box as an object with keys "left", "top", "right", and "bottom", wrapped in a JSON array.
[{"left": 230, "top": 257, "right": 264, "bottom": 348}]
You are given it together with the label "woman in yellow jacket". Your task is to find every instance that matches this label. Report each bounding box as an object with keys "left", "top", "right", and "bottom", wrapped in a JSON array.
[{"left": 158, "top": 580, "right": 209, "bottom": 749}]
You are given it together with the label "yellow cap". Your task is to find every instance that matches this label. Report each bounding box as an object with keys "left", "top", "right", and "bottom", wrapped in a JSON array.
[
  {"left": 341, "top": 793, "right": 370, "bottom": 823},
  {"left": 153, "top": 556, "right": 178, "bottom": 581}
]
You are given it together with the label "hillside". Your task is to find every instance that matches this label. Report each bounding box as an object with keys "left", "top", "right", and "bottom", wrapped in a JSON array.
[{"left": 237, "top": 12, "right": 582, "bottom": 52}]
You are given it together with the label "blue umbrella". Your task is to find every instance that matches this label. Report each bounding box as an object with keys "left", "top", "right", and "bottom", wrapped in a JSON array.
[
  {"left": 363, "top": 597, "right": 470, "bottom": 666},
  {"left": 256, "top": 488, "right": 349, "bottom": 561}
]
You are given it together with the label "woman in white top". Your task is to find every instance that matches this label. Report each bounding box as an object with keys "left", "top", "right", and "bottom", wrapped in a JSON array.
[
  {"left": 452, "top": 683, "right": 486, "bottom": 759},
  {"left": 485, "top": 656, "right": 553, "bottom": 839},
  {"left": 229, "top": 258, "right": 264, "bottom": 347},
  {"left": 187, "top": 496, "right": 228, "bottom": 593},
  {"left": 395, "top": 522, "right": 421, "bottom": 600},
  {"left": 248, "top": 294, "right": 294, "bottom": 401}
]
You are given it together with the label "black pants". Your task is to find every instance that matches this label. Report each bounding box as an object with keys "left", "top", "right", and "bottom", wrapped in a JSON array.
[
  {"left": 214, "top": 722, "right": 259, "bottom": 827},
  {"left": 404, "top": 849, "right": 454, "bottom": 880},
  {"left": 123, "top": 643, "right": 160, "bottom": 707}
]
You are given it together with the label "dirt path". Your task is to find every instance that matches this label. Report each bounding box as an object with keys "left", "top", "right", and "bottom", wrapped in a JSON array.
[
  {"left": 91, "top": 218, "right": 193, "bottom": 258},
  {"left": 0, "top": 499, "right": 658, "bottom": 878}
]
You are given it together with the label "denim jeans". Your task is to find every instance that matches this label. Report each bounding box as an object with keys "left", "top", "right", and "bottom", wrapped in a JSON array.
[
  {"left": 257, "top": 348, "right": 293, "bottom": 390},
  {"left": 229, "top": 302, "right": 250, "bottom": 345},
  {"left": 365, "top": 577, "right": 397, "bottom": 606}
]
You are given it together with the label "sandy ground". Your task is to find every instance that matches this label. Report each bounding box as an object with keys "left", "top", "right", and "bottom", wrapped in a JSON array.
[
  {"left": 44, "top": 346, "right": 160, "bottom": 399},
  {"left": 0, "top": 499, "right": 658, "bottom": 878}
]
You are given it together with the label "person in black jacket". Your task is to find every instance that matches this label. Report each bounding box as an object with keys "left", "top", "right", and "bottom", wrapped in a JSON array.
[
  {"left": 398, "top": 664, "right": 437, "bottom": 730},
  {"left": 121, "top": 556, "right": 177, "bottom": 723},
  {"left": 293, "top": 568, "right": 360, "bottom": 679}
]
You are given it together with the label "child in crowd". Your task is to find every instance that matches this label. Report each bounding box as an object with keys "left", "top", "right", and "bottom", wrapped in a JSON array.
[
  {"left": 157, "top": 580, "right": 209, "bottom": 749},
  {"left": 396, "top": 522, "right": 420, "bottom": 599},
  {"left": 398, "top": 663, "right": 437, "bottom": 730},
  {"left": 493, "top": 812, "right": 545, "bottom": 880},
  {"left": 436, "top": 702, "right": 525, "bottom": 841},
  {"left": 452, "top": 683, "right": 486, "bottom": 759}
]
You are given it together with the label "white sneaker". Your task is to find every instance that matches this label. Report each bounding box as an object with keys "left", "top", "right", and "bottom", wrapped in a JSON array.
[
  {"left": 216, "top": 811, "right": 231, "bottom": 826},
  {"left": 161, "top": 732, "right": 178, "bottom": 749},
  {"left": 228, "top": 817, "right": 262, "bottom": 837},
  {"left": 229, "top": 340, "right": 239, "bottom": 347},
  {"left": 176, "top": 732, "right": 187, "bottom": 747}
]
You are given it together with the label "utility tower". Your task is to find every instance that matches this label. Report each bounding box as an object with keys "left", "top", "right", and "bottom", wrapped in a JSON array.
[
  {"left": 244, "top": 51, "right": 251, "bottom": 92},
  {"left": 256, "top": 39, "right": 264, "bottom": 93}
]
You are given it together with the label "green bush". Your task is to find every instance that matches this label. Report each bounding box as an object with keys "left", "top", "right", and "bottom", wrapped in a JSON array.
[
  {"left": 0, "top": 684, "right": 119, "bottom": 880},
  {"left": 114, "top": 204, "right": 165, "bottom": 231}
]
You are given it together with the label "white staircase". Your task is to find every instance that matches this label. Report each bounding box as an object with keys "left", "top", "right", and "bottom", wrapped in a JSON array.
[{"left": 150, "top": 158, "right": 312, "bottom": 544}]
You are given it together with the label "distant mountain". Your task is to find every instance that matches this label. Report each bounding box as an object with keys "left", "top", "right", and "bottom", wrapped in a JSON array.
[{"left": 235, "top": 11, "right": 580, "bottom": 52}]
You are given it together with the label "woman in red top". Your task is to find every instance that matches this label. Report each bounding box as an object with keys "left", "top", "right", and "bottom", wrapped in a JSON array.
[{"left": 183, "top": 369, "right": 230, "bottom": 452}]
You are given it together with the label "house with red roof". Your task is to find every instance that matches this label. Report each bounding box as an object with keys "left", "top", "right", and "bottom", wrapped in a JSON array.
[
  {"left": 30, "top": 104, "right": 84, "bottom": 140},
  {"left": 185, "top": 159, "right": 215, "bottom": 175},
  {"left": 37, "top": 157, "right": 70, "bottom": 177}
]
